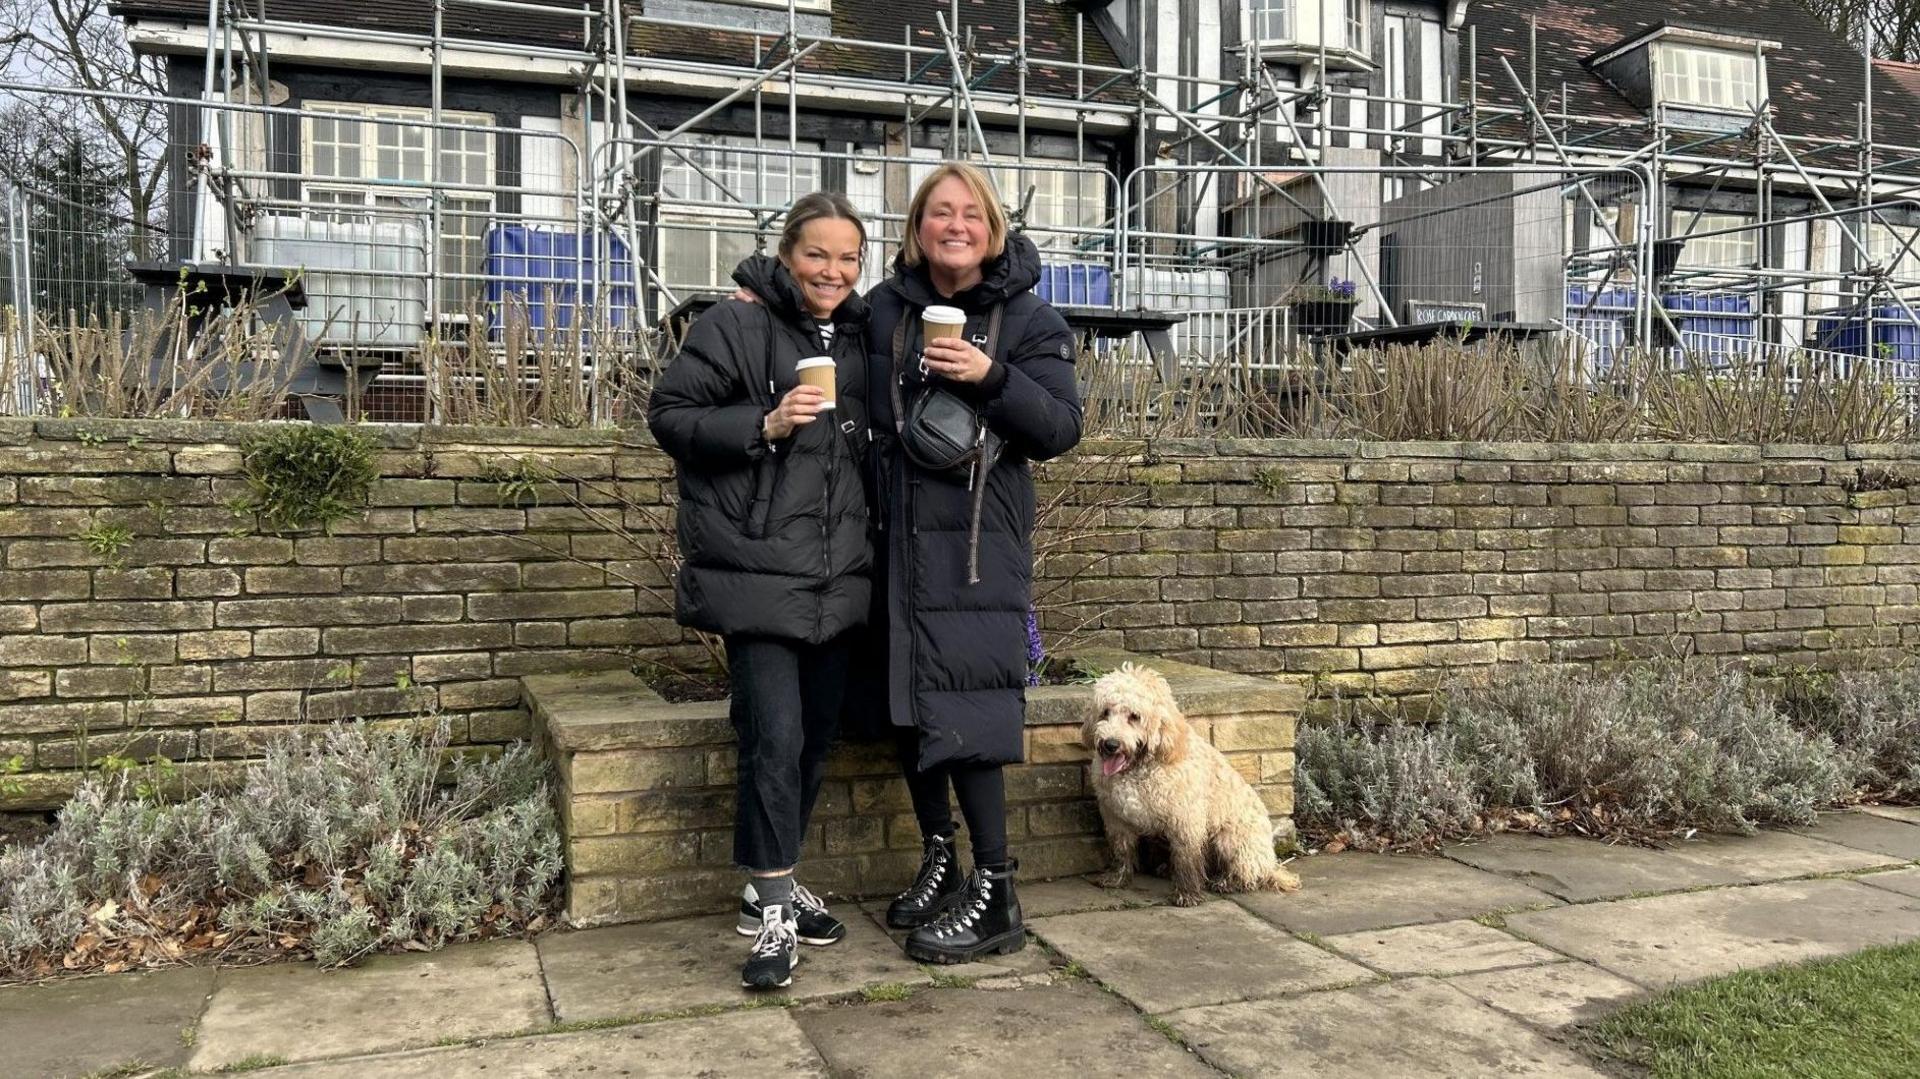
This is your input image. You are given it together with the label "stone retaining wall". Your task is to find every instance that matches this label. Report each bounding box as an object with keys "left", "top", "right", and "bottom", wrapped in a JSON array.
[
  {"left": 4, "top": 416, "right": 1919, "bottom": 805},
  {"left": 1042, "top": 438, "right": 1920, "bottom": 706},
  {"left": 0, "top": 418, "right": 681, "bottom": 808},
  {"left": 528, "top": 652, "right": 1301, "bottom": 925}
]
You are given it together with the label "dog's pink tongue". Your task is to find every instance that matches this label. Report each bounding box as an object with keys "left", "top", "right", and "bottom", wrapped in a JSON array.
[{"left": 1101, "top": 754, "right": 1128, "bottom": 778}]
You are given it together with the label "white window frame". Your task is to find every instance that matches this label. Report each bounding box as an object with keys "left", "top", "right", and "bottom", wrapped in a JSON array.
[
  {"left": 1343, "top": 0, "right": 1367, "bottom": 54},
  {"left": 1868, "top": 220, "right": 1920, "bottom": 280},
  {"left": 300, "top": 101, "right": 496, "bottom": 314},
  {"left": 1672, "top": 211, "right": 1757, "bottom": 271},
  {"left": 988, "top": 163, "right": 1107, "bottom": 252},
  {"left": 656, "top": 135, "right": 823, "bottom": 292},
  {"left": 1657, "top": 43, "right": 1760, "bottom": 113},
  {"left": 1252, "top": 0, "right": 1369, "bottom": 55},
  {"left": 1251, "top": 0, "right": 1291, "bottom": 45}
]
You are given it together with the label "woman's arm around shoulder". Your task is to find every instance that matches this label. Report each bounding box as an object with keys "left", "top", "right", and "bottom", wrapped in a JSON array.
[{"left": 645, "top": 301, "right": 772, "bottom": 470}]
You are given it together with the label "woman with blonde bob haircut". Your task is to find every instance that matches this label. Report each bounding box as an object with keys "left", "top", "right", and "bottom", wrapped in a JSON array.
[
  {"left": 897, "top": 162, "right": 1008, "bottom": 268},
  {"left": 862, "top": 161, "right": 1083, "bottom": 964}
]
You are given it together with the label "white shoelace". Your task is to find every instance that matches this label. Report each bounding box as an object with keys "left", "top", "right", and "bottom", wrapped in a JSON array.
[
  {"left": 934, "top": 877, "right": 992, "bottom": 938},
  {"left": 750, "top": 906, "right": 797, "bottom": 958},
  {"left": 791, "top": 883, "right": 829, "bottom": 918},
  {"left": 903, "top": 847, "right": 951, "bottom": 904}
]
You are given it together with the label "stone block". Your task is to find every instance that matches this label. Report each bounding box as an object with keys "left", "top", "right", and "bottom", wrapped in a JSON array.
[
  {"left": 215, "top": 595, "right": 402, "bottom": 627},
  {"left": 252, "top": 627, "right": 319, "bottom": 656},
  {"left": 243, "top": 566, "right": 343, "bottom": 594}
]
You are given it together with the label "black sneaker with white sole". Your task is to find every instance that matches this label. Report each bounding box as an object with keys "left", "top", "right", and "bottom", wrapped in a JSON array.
[
  {"left": 741, "top": 904, "right": 799, "bottom": 990},
  {"left": 739, "top": 881, "right": 845, "bottom": 946}
]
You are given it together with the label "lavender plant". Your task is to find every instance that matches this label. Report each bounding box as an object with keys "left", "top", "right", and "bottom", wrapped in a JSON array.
[
  {"left": 1296, "top": 660, "right": 1882, "bottom": 850},
  {"left": 0, "top": 721, "right": 561, "bottom": 978}
]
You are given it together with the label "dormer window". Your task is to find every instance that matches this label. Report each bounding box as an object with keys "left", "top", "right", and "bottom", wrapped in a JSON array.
[
  {"left": 1657, "top": 42, "right": 1758, "bottom": 112},
  {"left": 1587, "top": 26, "right": 1775, "bottom": 128}
]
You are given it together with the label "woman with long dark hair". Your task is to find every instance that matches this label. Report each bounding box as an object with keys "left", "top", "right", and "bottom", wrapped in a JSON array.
[{"left": 647, "top": 192, "right": 874, "bottom": 990}]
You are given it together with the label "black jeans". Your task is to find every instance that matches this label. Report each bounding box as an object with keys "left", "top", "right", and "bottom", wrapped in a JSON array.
[
  {"left": 894, "top": 730, "right": 1009, "bottom": 867},
  {"left": 727, "top": 634, "right": 851, "bottom": 872}
]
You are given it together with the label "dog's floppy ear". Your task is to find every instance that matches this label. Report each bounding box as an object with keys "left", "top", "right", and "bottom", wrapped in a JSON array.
[{"left": 1148, "top": 707, "right": 1191, "bottom": 766}]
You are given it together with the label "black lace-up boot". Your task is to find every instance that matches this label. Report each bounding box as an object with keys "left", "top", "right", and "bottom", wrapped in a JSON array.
[
  {"left": 903, "top": 860, "right": 1024, "bottom": 964},
  {"left": 886, "top": 831, "right": 965, "bottom": 929}
]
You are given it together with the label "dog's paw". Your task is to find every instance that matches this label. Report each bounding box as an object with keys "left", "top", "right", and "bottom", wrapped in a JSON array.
[
  {"left": 1095, "top": 870, "right": 1133, "bottom": 890},
  {"left": 1269, "top": 868, "right": 1303, "bottom": 893},
  {"left": 1172, "top": 890, "right": 1206, "bottom": 907}
]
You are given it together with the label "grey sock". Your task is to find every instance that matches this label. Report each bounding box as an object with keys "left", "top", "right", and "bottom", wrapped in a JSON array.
[{"left": 752, "top": 872, "right": 794, "bottom": 909}]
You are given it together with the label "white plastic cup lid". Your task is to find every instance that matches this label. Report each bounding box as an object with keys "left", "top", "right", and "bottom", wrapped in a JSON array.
[
  {"left": 795, "top": 356, "right": 836, "bottom": 370},
  {"left": 922, "top": 305, "right": 967, "bottom": 325}
]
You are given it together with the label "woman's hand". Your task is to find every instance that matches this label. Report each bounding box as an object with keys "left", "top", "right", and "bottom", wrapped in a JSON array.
[
  {"left": 763, "top": 384, "right": 827, "bottom": 441},
  {"left": 733, "top": 288, "right": 759, "bottom": 304},
  {"left": 920, "top": 335, "right": 993, "bottom": 384}
]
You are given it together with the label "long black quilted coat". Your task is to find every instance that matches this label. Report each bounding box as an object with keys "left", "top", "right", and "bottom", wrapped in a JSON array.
[
  {"left": 646, "top": 256, "right": 872, "bottom": 644},
  {"left": 862, "top": 232, "right": 1084, "bottom": 768}
]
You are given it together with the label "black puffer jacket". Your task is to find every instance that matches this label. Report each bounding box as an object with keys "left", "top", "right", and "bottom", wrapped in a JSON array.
[
  {"left": 646, "top": 256, "right": 872, "bottom": 644},
  {"left": 864, "top": 232, "right": 1083, "bottom": 769}
]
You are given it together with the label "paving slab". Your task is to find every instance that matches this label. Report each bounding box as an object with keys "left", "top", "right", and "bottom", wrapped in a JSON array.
[
  {"left": 1854, "top": 866, "right": 1920, "bottom": 899},
  {"left": 1444, "top": 962, "right": 1646, "bottom": 1029},
  {"left": 272, "top": 1007, "right": 827, "bottom": 1077},
  {"left": 1019, "top": 873, "right": 1176, "bottom": 917},
  {"left": 1236, "top": 852, "right": 1559, "bottom": 936},
  {"left": 1788, "top": 811, "right": 1920, "bottom": 861},
  {"left": 797, "top": 982, "right": 1218, "bottom": 1078},
  {"left": 0, "top": 965, "right": 213, "bottom": 1079},
  {"left": 1321, "top": 919, "right": 1565, "bottom": 977},
  {"left": 1031, "top": 901, "right": 1371, "bottom": 1013},
  {"left": 1861, "top": 805, "right": 1920, "bottom": 825},
  {"left": 538, "top": 907, "right": 926, "bottom": 1021},
  {"left": 1161, "top": 977, "right": 1612, "bottom": 1079},
  {"left": 1444, "top": 830, "right": 1892, "bottom": 902},
  {"left": 1505, "top": 878, "right": 1920, "bottom": 988},
  {"left": 188, "top": 939, "right": 549, "bottom": 1071}
]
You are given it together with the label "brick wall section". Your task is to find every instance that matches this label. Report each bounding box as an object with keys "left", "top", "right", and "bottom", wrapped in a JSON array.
[
  {"left": 1045, "top": 438, "right": 1920, "bottom": 706},
  {"left": 5, "top": 417, "right": 1920, "bottom": 807},
  {"left": 0, "top": 417, "right": 695, "bottom": 809}
]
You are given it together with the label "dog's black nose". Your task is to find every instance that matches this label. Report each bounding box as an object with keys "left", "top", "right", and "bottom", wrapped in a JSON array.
[{"left": 1097, "top": 738, "right": 1122, "bottom": 756}]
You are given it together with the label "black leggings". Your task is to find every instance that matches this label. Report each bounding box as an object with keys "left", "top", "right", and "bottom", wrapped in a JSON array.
[{"left": 894, "top": 731, "right": 1009, "bottom": 867}]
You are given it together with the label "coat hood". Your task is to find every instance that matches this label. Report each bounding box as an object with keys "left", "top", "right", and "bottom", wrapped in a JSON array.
[
  {"left": 732, "top": 254, "right": 871, "bottom": 326},
  {"left": 885, "top": 230, "right": 1045, "bottom": 310}
]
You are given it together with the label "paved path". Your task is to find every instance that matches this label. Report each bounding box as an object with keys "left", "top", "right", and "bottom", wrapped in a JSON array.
[{"left": 5, "top": 809, "right": 1920, "bottom": 1078}]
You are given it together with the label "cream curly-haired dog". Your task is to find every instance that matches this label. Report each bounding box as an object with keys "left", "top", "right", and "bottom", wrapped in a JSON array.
[{"left": 1082, "top": 663, "right": 1300, "bottom": 906}]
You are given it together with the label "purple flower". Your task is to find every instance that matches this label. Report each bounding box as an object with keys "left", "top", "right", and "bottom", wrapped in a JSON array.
[
  {"left": 1329, "top": 277, "right": 1357, "bottom": 300},
  {"left": 1025, "top": 607, "right": 1044, "bottom": 686}
]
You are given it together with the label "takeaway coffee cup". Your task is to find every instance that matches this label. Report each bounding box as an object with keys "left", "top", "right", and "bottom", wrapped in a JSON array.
[
  {"left": 795, "top": 356, "right": 837, "bottom": 410},
  {"left": 922, "top": 305, "right": 967, "bottom": 343},
  {"left": 921, "top": 306, "right": 968, "bottom": 375}
]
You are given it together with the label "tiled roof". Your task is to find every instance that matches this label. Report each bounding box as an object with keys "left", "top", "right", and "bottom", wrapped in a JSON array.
[
  {"left": 1466, "top": 0, "right": 1920, "bottom": 158},
  {"left": 113, "top": 0, "right": 1121, "bottom": 101},
  {"left": 1877, "top": 58, "right": 1920, "bottom": 132}
]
